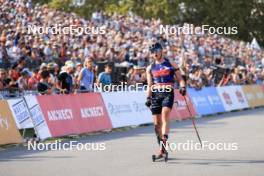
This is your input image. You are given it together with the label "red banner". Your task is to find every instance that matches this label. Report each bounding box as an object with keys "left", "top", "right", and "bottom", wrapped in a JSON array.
[
  {"left": 170, "top": 90, "right": 197, "bottom": 120},
  {"left": 36, "top": 93, "right": 112, "bottom": 137}
]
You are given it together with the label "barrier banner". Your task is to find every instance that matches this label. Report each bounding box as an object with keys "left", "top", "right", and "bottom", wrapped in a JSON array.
[
  {"left": 36, "top": 93, "right": 112, "bottom": 137},
  {"left": 24, "top": 96, "right": 52, "bottom": 140},
  {"left": 217, "top": 86, "right": 249, "bottom": 111},
  {"left": 242, "top": 85, "right": 264, "bottom": 107},
  {"left": 187, "top": 88, "right": 215, "bottom": 116},
  {"left": 251, "top": 85, "right": 264, "bottom": 106},
  {"left": 7, "top": 98, "right": 34, "bottom": 129},
  {"left": 170, "top": 90, "right": 196, "bottom": 120},
  {"left": 101, "top": 91, "right": 152, "bottom": 128},
  {"left": 0, "top": 100, "right": 22, "bottom": 145},
  {"left": 201, "top": 87, "right": 226, "bottom": 114},
  {"left": 255, "top": 84, "right": 264, "bottom": 106}
]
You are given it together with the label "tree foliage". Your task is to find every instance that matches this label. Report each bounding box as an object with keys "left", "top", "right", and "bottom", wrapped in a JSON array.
[{"left": 41, "top": 0, "right": 263, "bottom": 46}]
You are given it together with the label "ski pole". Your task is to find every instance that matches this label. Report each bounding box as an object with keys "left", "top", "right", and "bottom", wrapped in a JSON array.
[{"left": 182, "top": 95, "right": 203, "bottom": 147}]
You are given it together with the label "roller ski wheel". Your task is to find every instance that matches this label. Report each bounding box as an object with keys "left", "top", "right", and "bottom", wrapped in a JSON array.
[{"left": 151, "top": 152, "right": 168, "bottom": 162}]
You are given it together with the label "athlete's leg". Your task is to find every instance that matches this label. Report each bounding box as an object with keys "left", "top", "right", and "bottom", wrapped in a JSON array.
[
  {"left": 153, "top": 114, "right": 162, "bottom": 143},
  {"left": 161, "top": 107, "right": 171, "bottom": 136}
]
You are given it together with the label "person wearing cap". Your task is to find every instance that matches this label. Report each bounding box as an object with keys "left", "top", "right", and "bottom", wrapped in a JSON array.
[
  {"left": 57, "top": 62, "right": 74, "bottom": 94},
  {"left": 128, "top": 66, "right": 145, "bottom": 85},
  {"left": 145, "top": 42, "right": 186, "bottom": 159}
]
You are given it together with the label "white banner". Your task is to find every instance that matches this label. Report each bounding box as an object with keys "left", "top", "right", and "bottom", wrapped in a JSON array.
[
  {"left": 217, "top": 86, "right": 249, "bottom": 111},
  {"left": 101, "top": 91, "right": 152, "bottom": 128},
  {"left": 23, "top": 96, "right": 51, "bottom": 140},
  {"left": 7, "top": 98, "right": 34, "bottom": 129}
]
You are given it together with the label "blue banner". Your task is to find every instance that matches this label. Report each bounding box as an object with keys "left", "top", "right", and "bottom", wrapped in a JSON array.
[
  {"left": 201, "top": 87, "right": 226, "bottom": 114},
  {"left": 187, "top": 88, "right": 214, "bottom": 116}
]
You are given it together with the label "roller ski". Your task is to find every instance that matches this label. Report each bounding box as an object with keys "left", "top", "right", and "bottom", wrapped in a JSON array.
[
  {"left": 152, "top": 150, "right": 168, "bottom": 162},
  {"left": 152, "top": 135, "right": 169, "bottom": 162}
]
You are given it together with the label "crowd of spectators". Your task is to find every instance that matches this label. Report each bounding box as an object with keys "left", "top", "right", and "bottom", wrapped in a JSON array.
[{"left": 0, "top": 0, "right": 263, "bottom": 95}]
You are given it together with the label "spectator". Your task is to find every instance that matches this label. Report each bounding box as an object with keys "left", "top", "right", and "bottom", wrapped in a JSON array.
[
  {"left": 0, "top": 69, "right": 8, "bottom": 90},
  {"left": 77, "top": 57, "right": 95, "bottom": 92},
  {"left": 17, "top": 69, "right": 30, "bottom": 90},
  {"left": 97, "top": 63, "right": 112, "bottom": 88},
  {"left": 57, "top": 63, "right": 74, "bottom": 94},
  {"left": 37, "top": 70, "right": 51, "bottom": 95},
  {"left": 0, "top": 0, "right": 263, "bottom": 95},
  {"left": 28, "top": 68, "right": 40, "bottom": 90}
]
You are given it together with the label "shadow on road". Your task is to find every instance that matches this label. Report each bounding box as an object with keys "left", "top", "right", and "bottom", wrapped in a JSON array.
[{"left": 166, "top": 157, "right": 264, "bottom": 166}]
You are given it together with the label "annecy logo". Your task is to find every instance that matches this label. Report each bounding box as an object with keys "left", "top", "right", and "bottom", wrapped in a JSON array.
[
  {"left": 235, "top": 90, "right": 245, "bottom": 103},
  {"left": 223, "top": 92, "right": 232, "bottom": 105},
  {"left": 0, "top": 116, "right": 9, "bottom": 130}
]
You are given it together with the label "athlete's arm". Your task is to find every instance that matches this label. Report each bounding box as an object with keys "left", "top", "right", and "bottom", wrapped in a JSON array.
[
  {"left": 146, "top": 65, "right": 153, "bottom": 98},
  {"left": 169, "top": 61, "right": 186, "bottom": 88}
]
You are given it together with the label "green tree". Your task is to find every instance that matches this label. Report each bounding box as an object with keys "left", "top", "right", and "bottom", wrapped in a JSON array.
[{"left": 42, "top": 0, "right": 263, "bottom": 46}]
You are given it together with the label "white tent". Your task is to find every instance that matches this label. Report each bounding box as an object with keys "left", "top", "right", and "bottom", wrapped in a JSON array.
[{"left": 251, "top": 38, "right": 261, "bottom": 50}]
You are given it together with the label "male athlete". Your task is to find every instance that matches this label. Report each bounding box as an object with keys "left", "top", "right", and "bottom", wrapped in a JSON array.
[{"left": 145, "top": 42, "right": 186, "bottom": 161}]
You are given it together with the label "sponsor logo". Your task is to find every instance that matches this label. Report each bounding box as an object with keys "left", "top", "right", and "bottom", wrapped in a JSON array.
[
  {"left": 235, "top": 90, "right": 245, "bottom": 103},
  {"left": 80, "top": 106, "right": 104, "bottom": 118},
  {"left": 174, "top": 100, "right": 187, "bottom": 110},
  {"left": 132, "top": 101, "right": 148, "bottom": 112},
  {"left": 107, "top": 103, "right": 132, "bottom": 115},
  {"left": 207, "top": 95, "right": 221, "bottom": 105},
  {"left": 245, "top": 93, "right": 254, "bottom": 100},
  {"left": 47, "top": 109, "right": 73, "bottom": 121},
  {"left": 0, "top": 116, "right": 9, "bottom": 130},
  {"left": 222, "top": 92, "right": 232, "bottom": 105},
  {"left": 192, "top": 96, "right": 208, "bottom": 106}
]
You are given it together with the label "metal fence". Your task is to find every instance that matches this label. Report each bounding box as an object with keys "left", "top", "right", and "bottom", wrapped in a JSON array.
[{"left": 0, "top": 89, "right": 39, "bottom": 100}]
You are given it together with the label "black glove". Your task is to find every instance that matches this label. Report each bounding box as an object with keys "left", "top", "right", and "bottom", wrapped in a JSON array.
[
  {"left": 145, "top": 97, "right": 152, "bottom": 107},
  {"left": 179, "top": 87, "right": 186, "bottom": 96}
]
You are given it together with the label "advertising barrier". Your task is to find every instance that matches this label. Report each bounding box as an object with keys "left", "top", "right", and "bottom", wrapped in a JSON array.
[
  {"left": 36, "top": 93, "right": 112, "bottom": 137},
  {"left": 187, "top": 88, "right": 215, "bottom": 116},
  {"left": 242, "top": 85, "right": 264, "bottom": 107},
  {"left": 217, "top": 86, "right": 249, "bottom": 111},
  {"left": 201, "top": 87, "right": 226, "bottom": 114},
  {"left": 7, "top": 98, "right": 34, "bottom": 129},
  {"left": 1, "top": 84, "right": 263, "bottom": 145},
  {"left": 254, "top": 85, "right": 264, "bottom": 105},
  {"left": 24, "top": 96, "right": 52, "bottom": 140},
  {"left": 262, "top": 84, "right": 264, "bottom": 92},
  {"left": 0, "top": 100, "right": 22, "bottom": 145},
  {"left": 170, "top": 90, "right": 196, "bottom": 120},
  {"left": 101, "top": 91, "right": 152, "bottom": 128}
]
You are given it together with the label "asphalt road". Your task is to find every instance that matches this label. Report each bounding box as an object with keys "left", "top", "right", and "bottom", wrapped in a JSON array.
[{"left": 0, "top": 108, "right": 264, "bottom": 176}]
